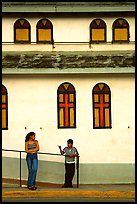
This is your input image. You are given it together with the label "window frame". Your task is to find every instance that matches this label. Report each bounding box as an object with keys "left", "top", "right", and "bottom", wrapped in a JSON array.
[
  {"left": 2, "top": 84, "right": 8, "bottom": 130},
  {"left": 90, "top": 18, "right": 106, "bottom": 44},
  {"left": 14, "top": 18, "right": 31, "bottom": 44},
  {"left": 36, "top": 18, "right": 53, "bottom": 44},
  {"left": 92, "top": 82, "right": 112, "bottom": 129},
  {"left": 112, "top": 18, "right": 129, "bottom": 43},
  {"left": 57, "top": 82, "right": 76, "bottom": 129}
]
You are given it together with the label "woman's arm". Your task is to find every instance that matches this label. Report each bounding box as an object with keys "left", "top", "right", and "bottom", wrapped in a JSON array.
[
  {"left": 25, "top": 141, "right": 29, "bottom": 153},
  {"left": 25, "top": 140, "right": 40, "bottom": 154},
  {"left": 35, "top": 140, "right": 40, "bottom": 152}
]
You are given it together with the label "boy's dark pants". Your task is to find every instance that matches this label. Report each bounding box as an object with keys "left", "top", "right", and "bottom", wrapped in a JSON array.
[{"left": 64, "top": 163, "right": 75, "bottom": 187}]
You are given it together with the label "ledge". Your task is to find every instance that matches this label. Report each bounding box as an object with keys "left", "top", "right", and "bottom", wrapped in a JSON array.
[
  {"left": 2, "top": 2, "right": 135, "bottom": 13},
  {"left": 2, "top": 51, "right": 135, "bottom": 74},
  {"left": 2, "top": 67, "right": 135, "bottom": 75}
]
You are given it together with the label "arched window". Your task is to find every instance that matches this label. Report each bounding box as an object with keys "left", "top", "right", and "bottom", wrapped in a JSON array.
[
  {"left": 57, "top": 82, "right": 76, "bottom": 128},
  {"left": 90, "top": 18, "right": 106, "bottom": 43},
  {"left": 36, "top": 19, "right": 53, "bottom": 43},
  {"left": 14, "top": 18, "right": 31, "bottom": 43},
  {"left": 92, "top": 82, "right": 111, "bottom": 129},
  {"left": 2, "top": 84, "right": 8, "bottom": 130},
  {"left": 112, "top": 18, "right": 129, "bottom": 43}
]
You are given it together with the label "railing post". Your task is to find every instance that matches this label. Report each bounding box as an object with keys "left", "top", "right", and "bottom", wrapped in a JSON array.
[
  {"left": 76, "top": 155, "right": 79, "bottom": 188},
  {"left": 20, "top": 151, "right": 22, "bottom": 187}
]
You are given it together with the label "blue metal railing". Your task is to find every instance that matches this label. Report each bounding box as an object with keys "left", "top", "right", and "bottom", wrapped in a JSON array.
[{"left": 2, "top": 149, "right": 79, "bottom": 188}]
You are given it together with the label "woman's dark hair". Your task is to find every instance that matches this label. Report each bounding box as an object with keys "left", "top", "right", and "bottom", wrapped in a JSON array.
[{"left": 25, "top": 131, "right": 35, "bottom": 142}]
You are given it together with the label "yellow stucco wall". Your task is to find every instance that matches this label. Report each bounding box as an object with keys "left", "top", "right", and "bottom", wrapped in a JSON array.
[
  {"left": 2, "top": 16, "right": 135, "bottom": 51},
  {"left": 2, "top": 74, "right": 135, "bottom": 164}
]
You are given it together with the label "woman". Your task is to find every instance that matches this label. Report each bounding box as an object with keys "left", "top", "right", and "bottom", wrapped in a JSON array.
[{"left": 25, "top": 131, "right": 40, "bottom": 190}]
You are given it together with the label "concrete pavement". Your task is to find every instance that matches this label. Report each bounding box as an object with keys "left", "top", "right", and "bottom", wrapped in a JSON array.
[{"left": 2, "top": 182, "right": 135, "bottom": 199}]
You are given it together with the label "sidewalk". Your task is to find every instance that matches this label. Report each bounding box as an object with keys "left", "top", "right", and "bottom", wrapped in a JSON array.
[{"left": 2, "top": 182, "right": 135, "bottom": 199}]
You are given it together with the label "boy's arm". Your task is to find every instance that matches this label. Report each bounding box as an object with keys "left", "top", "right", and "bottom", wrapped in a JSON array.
[
  {"left": 58, "top": 146, "right": 65, "bottom": 155},
  {"left": 69, "top": 148, "right": 79, "bottom": 157},
  {"left": 69, "top": 153, "right": 78, "bottom": 157}
]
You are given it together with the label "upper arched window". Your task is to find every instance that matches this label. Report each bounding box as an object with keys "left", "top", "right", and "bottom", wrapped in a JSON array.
[
  {"left": 92, "top": 82, "right": 111, "bottom": 129},
  {"left": 57, "top": 82, "right": 76, "bottom": 128},
  {"left": 112, "top": 18, "right": 129, "bottom": 43},
  {"left": 14, "top": 18, "right": 31, "bottom": 43},
  {"left": 36, "top": 19, "right": 53, "bottom": 43},
  {"left": 90, "top": 19, "right": 106, "bottom": 43},
  {"left": 2, "top": 84, "right": 8, "bottom": 130}
]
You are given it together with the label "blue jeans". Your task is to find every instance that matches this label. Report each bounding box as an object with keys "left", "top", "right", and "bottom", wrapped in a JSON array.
[{"left": 26, "top": 153, "right": 38, "bottom": 187}]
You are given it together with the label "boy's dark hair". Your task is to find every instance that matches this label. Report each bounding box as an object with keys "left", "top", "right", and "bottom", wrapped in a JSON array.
[{"left": 67, "top": 139, "right": 73, "bottom": 144}]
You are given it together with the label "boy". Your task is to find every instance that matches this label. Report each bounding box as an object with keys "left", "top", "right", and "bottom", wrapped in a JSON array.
[{"left": 58, "top": 139, "right": 79, "bottom": 188}]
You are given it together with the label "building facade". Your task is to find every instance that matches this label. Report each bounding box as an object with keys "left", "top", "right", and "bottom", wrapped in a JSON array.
[{"left": 2, "top": 2, "right": 135, "bottom": 184}]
